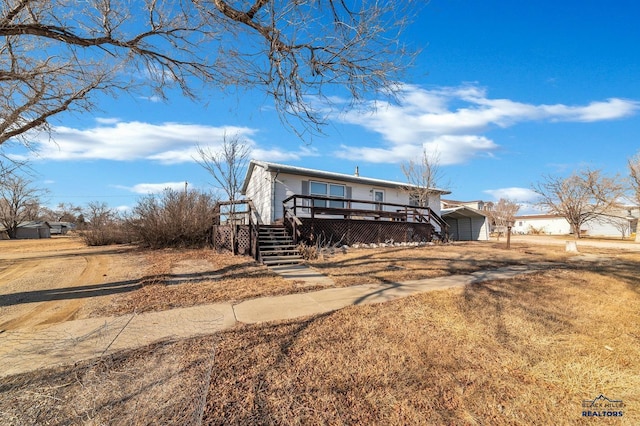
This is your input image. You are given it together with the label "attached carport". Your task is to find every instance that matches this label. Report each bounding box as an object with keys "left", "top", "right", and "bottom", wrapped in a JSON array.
[{"left": 442, "top": 207, "right": 489, "bottom": 241}]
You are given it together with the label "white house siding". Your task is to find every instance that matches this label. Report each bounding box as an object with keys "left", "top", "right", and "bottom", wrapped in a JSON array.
[
  {"left": 513, "top": 216, "right": 571, "bottom": 235},
  {"left": 274, "top": 172, "right": 304, "bottom": 221},
  {"left": 514, "top": 214, "right": 633, "bottom": 237},
  {"left": 583, "top": 216, "right": 632, "bottom": 237},
  {"left": 243, "top": 164, "right": 273, "bottom": 224}
]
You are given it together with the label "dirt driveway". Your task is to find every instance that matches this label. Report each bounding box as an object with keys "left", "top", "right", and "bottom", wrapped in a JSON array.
[
  {"left": 0, "top": 237, "right": 145, "bottom": 332},
  {"left": 509, "top": 234, "right": 640, "bottom": 251}
]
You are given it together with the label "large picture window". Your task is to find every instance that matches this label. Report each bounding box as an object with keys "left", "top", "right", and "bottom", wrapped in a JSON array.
[{"left": 310, "top": 181, "right": 346, "bottom": 208}]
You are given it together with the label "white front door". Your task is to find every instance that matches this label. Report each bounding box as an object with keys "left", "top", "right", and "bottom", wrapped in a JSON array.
[{"left": 373, "top": 189, "right": 384, "bottom": 210}]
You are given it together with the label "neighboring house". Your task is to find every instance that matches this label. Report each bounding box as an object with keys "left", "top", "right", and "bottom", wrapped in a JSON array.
[
  {"left": 513, "top": 214, "right": 572, "bottom": 235},
  {"left": 242, "top": 160, "right": 449, "bottom": 225},
  {"left": 441, "top": 199, "right": 494, "bottom": 213},
  {"left": 514, "top": 208, "right": 638, "bottom": 238},
  {"left": 0, "top": 221, "right": 52, "bottom": 239}
]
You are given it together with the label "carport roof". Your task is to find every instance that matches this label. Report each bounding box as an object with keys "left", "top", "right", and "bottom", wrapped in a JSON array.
[{"left": 441, "top": 206, "right": 487, "bottom": 219}]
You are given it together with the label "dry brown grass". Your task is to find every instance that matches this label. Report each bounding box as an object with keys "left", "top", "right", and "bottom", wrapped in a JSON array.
[
  {"left": 0, "top": 336, "right": 217, "bottom": 425},
  {"left": 204, "top": 257, "right": 640, "bottom": 425},
  {"left": 92, "top": 241, "right": 627, "bottom": 317},
  {"left": 92, "top": 249, "right": 303, "bottom": 316},
  {"left": 308, "top": 242, "right": 573, "bottom": 286},
  {"left": 2, "top": 242, "right": 639, "bottom": 424}
]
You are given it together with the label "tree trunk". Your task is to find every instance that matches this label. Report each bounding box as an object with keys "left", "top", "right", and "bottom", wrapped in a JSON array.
[
  {"left": 636, "top": 218, "right": 640, "bottom": 243},
  {"left": 572, "top": 223, "right": 581, "bottom": 239}
]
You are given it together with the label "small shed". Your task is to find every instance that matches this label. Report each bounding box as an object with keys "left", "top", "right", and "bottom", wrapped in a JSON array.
[
  {"left": 1, "top": 221, "right": 52, "bottom": 239},
  {"left": 441, "top": 206, "right": 489, "bottom": 241}
]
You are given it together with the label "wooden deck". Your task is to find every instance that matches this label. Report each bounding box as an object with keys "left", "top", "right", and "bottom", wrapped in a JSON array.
[{"left": 282, "top": 195, "right": 449, "bottom": 245}]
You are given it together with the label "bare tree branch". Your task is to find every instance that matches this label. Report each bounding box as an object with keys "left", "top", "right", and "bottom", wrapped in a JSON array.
[
  {"left": 1, "top": 0, "right": 420, "bottom": 146},
  {"left": 486, "top": 198, "right": 519, "bottom": 240},
  {"left": 628, "top": 151, "right": 640, "bottom": 242},
  {"left": 532, "top": 168, "right": 624, "bottom": 239},
  {"left": 401, "top": 149, "right": 448, "bottom": 208},
  {"left": 195, "top": 133, "right": 250, "bottom": 254},
  {"left": 0, "top": 171, "right": 45, "bottom": 238}
]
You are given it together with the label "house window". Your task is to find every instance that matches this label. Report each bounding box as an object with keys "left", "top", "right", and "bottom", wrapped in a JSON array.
[{"left": 310, "top": 181, "right": 346, "bottom": 208}]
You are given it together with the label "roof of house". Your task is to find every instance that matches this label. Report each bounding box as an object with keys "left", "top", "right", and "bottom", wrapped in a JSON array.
[
  {"left": 241, "top": 160, "right": 451, "bottom": 195},
  {"left": 514, "top": 214, "right": 564, "bottom": 220}
]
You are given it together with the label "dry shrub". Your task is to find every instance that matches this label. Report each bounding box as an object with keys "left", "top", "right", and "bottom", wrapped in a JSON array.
[
  {"left": 527, "top": 225, "right": 546, "bottom": 235},
  {"left": 205, "top": 266, "right": 640, "bottom": 425},
  {"left": 128, "top": 189, "right": 218, "bottom": 248},
  {"left": 297, "top": 233, "right": 345, "bottom": 260}
]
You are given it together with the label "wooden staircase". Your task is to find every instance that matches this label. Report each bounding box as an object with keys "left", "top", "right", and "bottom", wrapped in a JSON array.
[{"left": 258, "top": 225, "right": 303, "bottom": 266}]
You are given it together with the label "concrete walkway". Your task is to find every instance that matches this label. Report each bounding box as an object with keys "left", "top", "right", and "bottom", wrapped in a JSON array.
[{"left": 0, "top": 264, "right": 539, "bottom": 378}]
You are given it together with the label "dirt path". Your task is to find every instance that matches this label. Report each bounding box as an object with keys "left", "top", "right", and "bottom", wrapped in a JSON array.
[
  {"left": 0, "top": 237, "right": 145, "bottom": 331},
  {"left": 509, "top": 234, "right": 640, "bottom": 251}
]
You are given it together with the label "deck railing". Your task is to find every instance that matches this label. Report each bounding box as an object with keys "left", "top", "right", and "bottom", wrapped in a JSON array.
[
  {"left": 282, "top": 194, "right": 449, "bottom": 239},
  {"left": 213, "top": 199, "right": 263, "bottom": 258}
]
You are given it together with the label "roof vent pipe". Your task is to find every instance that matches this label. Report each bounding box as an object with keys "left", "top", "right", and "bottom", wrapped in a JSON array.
[{"left": 354, "top": 166, "right": 359, "bottom": 177}]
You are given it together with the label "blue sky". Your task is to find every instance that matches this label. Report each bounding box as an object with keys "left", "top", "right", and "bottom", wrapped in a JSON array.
[{"left": 6, "top": 0, "right": 640, "bottom": 214}]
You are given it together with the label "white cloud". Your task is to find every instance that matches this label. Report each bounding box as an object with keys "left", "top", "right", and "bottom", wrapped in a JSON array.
[
  {"left": 336, "top": 135, "right": 498, "bottom": 164},
  {"left": 116, "top": 182, "right": 188, "bottom": 194},
  {"left": 252, "top": 145, "right": 320, "bottom": 162},
  {"left": 332, "top": 84, "right": 639, "bottom": 164},
  {"left": 20, "top": 120, "right": 258, "bottom": 163},
  {"left": 95, "top": 117, "right": 121, "bottom": 125},
  {"left": 17, "top": 118, "right": 321, "bottom": 166},
  {"left": 483, "top": 187, "right": 539, "bottom": 203}
]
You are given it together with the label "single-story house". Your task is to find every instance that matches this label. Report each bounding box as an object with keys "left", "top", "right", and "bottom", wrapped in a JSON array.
[
  {"left": 242, "top": 160, "right": 449, "bottom": 224},
  {"left": 238, "top": 160, "right": 451, "bottom": 247},
  {"left": 514, "top": 208, "right": 638, "bottom": 238},
  {"left": 0, "top": 221, "right": 52, "bottom": 239}
]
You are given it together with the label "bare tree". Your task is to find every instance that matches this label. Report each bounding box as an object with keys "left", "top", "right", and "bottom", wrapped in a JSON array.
[
  {"left": 1, "top": 0, "right": 419, "bottom": 147},
  {"left": 401, "top": 149, "right": 448, "bottom": 208},
  {"left": 628, "top": 151, "right": 640, "bottom": 242},
  {"left": 195, "top": 134, "right": 250, "bottom": 253},
  {"left": 81, "top": 201, "right": 131, "bottom": 245},
  {"left": 532, "top": 168, "right": 625, "bottom": 239},
  {"left": 487, "top": 198, "right": 520, "bottom": 240},
  {"left": 0, "top": 172, "right": 44, "bottom": 238}
]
